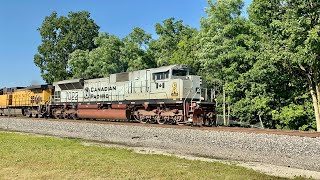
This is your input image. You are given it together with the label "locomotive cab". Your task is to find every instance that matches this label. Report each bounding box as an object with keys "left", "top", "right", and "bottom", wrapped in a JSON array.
[
  {"left": 146, "top": 64, "right": 214, "bottom": 125},
  {"left": 164, "top": 65, "right": 203, "bottom": 101}
]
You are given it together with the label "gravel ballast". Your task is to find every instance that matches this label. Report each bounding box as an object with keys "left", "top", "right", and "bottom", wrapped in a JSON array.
[{"left": 0, "top": 117, "right": 319, "bottom": 172}]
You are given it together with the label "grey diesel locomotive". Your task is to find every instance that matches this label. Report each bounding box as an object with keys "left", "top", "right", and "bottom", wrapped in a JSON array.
[{"left": 51, "top": 65, "right": 215, "bottom": 125}]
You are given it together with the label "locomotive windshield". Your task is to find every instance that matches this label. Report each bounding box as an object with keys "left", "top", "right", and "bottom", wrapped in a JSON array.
[{"left": 172, "top": 69, "right": 188, "bottom": 76}]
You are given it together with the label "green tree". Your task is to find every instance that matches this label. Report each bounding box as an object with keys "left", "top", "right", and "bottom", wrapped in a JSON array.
[
  {"left": 34, "top": 11, "right": 99, "bottom": 83},
  {"left": 170, "top": 29, "right": 200, "bottom": 71},
  {"left": 69, "top": 28, "right": 157, "bottom": 79},
  {"left": 230, "top": 40, "right": 314, "bottom": 130},
  {"left": 69, "top": 33, "right": 124, "bottom": 79},
  {"left": 151, "top": 18, "right": 197, "bottom": 67},
  {"left": 121, "top": 27, "right": 156, "bottom": 71},
  {"left": 197, "top": 0, "right": 255, "bottom": 86},
  {"left": 68, "top": 49, "right": 90, "bottom": 79},
  {"left": 197, "top": 0, "right": 259, "bottom": 122},
  {"left": 249, "top": 0, "right": 320, "bottom": 131}
]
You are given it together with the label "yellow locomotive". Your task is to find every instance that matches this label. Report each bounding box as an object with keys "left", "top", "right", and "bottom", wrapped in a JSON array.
[{"left": 0, "top": 85, "right": 52, "bottom": 117}]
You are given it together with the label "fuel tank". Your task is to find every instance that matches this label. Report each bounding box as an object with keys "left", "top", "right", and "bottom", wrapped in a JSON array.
[{"left": 77, "top": 109, "right": 131, "bottom": 120}]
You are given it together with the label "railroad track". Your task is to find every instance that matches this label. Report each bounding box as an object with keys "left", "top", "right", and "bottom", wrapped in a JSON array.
[{"left": 1, "top": 116, "right": 319, "bottom": 138}]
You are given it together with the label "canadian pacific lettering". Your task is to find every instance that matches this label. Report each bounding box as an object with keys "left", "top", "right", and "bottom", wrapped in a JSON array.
[
  {"left": 90, "top": 86, "right": 116, "bottom": 92},
  {"left": 84, "top": 86, "right": 116, "bottom": 99}
]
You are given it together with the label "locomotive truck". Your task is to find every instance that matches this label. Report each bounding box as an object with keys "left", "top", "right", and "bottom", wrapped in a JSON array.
[{"left": 0, "top": 65, "right": 216, "bottom": 126}]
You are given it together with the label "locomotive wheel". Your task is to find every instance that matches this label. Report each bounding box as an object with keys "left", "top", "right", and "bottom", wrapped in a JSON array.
[
  {"left": 25, "top": 111, "right": 32, "bottom": 118},
  {"left": 52, "top": 110, "right": 61, "bottom": 119},
  {"left": 137, "top": 114, "right": 148, "bottom": 124},
  {"left": 63, "top": 113, "right": 69, "bottom": 119},
  {"left": 157, "top": 117, "right": 166, "bottom": 125},
  {"left": 169, "top": 119, "right": 177, "bottom": 125},
  {"left": 24, "top": 108, "right": 32, "bottom": 118},
  {"left": 140, "top": 118, "right": 148, "bottom": 124},
  {"left": 54, "top": 109, "right": 65, "bottom": 119},
  {"left": 39, "top": 113, "right": 45, "bottom": 118},
  {"left": 140, "top": 116, "right": 149, "bottom": 124}
]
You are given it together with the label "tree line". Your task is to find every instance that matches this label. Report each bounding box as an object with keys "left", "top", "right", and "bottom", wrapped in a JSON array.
[{"left": 34, "top": 0, "right": 320, "bottom": 131}]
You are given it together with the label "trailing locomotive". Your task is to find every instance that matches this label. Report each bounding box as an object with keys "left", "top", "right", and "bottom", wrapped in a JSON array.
[
  {"left": 1, "top": 65, "right": 216, "bottom": 126},
  {"left": 0, "top": 85, "right": 52, "bottom": 116}
]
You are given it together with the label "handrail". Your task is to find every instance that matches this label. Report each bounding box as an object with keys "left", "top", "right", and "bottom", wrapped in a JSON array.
[
  {"left": 190, "top": 87, "right": 200, "bottom": 112},
  {"left": 183, "top": 88, "right": 192, "bottom": 120}
]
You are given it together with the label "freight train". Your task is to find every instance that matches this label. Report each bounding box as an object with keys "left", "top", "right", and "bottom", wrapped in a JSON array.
[{"left": 0, "top": 65, "right": 216, "bottom": 126}]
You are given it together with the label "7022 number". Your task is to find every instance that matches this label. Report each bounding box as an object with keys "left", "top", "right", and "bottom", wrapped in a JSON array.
[{"left": 66, "top": 92, "right": 78, "bottom": 101}]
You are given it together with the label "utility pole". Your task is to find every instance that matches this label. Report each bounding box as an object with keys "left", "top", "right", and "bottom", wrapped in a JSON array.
[
  {"left": 211, "top": 87, "right": 218, "bottom": 126},
  {"left": 227, "top": 103, "right": 230, "bottom": 126},
  {"left": 223, "top": 86, "right": 227, "bottom": 126}
]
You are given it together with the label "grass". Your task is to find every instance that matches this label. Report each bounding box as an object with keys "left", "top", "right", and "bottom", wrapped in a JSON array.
[{"left": 0, "top": 132, "right": 300, "bottom": 180}]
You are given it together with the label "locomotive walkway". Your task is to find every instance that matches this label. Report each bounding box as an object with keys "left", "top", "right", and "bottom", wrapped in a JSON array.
[{"left": 0, "top": 117, "right": 320, "bottom": 179}]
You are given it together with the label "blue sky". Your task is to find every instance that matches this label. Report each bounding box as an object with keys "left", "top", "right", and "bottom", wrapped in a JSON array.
[{"left": 0, "top": 0, "right": 251, "bottom": 87}]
